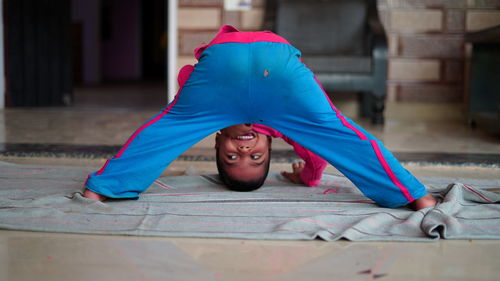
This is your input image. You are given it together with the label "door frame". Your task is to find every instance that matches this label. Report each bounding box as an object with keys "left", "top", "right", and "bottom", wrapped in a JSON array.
[
  {"left": 0, "top": 0, "right": 5, "bottom": 109},
  {"left": 167, "top": 0, "right": 177, "bottom": 103}
]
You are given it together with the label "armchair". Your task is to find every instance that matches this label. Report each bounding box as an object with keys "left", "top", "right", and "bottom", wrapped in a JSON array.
[{"left": 265, "top": 0, "right": 388, "bottom": 124}]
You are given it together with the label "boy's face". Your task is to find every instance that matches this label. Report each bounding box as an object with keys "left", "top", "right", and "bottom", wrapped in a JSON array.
[{"left": 215, "top": 124, "right": 271, "bottom": 182}]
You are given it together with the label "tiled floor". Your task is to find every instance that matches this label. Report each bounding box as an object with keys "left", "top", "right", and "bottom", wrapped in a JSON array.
[
  {"left": 1, "top": 231, "right": 500, "bottom": 281},
  {"left": 1, "top": 83, "right": 499, "bottom": 280}
]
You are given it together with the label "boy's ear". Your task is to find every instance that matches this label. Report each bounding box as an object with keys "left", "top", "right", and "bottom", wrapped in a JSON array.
[{"left": 215, "top": 132, "right": 221, "bottom": 148}]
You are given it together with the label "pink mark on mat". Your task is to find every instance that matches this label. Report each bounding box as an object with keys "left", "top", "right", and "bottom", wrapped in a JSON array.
[
  {"left": 322, "top": 188, "right": 338, "bottom": 194},
  {"left": 154, "top": 180, "right": 175, "bottom": 190}
]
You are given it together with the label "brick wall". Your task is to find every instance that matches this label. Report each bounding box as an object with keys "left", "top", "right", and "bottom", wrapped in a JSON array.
[
  {"left": 379, "top": 0, "right": 500, "bottom": 102},
  {"left": 177, "top": 0, "right": 500, "bottom": 103},
  {"left": 178, "top": 0, "right": 266, "bottom": 70}
]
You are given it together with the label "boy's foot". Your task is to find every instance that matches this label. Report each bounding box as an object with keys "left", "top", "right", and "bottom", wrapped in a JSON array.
[
  {"left": 409, "top": 194, "right": 437, "bottom": 210},
  {"left": 83, "top": 188, "right": 107, "bottom": 201}
]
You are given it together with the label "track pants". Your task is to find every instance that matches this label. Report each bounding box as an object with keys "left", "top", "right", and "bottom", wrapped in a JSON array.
[{"left": 85, "top": 36, "right": 427, "bottom": 208}]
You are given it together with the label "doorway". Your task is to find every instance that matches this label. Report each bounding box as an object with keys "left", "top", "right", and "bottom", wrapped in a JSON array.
[
  {"left": 71, "top": 0, "right": 168, "bottom": 108},
  {"left": 4, "top": 0, "right": 169, "bottom": 108}
]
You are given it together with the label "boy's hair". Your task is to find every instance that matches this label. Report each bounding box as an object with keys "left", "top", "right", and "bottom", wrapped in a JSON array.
[{"left": 216, "top": 148, "right": 271, "bottom": 192}]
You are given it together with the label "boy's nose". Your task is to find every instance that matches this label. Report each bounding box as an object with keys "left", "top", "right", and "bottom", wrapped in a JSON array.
[{"left": 238, "top": 145, "right": 251, "bottom": 152}]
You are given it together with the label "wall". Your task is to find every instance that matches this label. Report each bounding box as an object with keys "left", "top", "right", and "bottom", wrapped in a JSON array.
[
  {"left": 176, "top": 0, "right": 500, "bottom": 103},
  {"left": 379, "top": 0, "right": 500, "bottom": 103},
  {"left": 177, "top": 0, "right": 266, "bottom": 71}
]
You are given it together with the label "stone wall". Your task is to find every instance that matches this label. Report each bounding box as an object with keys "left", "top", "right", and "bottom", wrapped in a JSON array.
[{"left": 177, "top": 0, "right": 500, "bottom": 103}]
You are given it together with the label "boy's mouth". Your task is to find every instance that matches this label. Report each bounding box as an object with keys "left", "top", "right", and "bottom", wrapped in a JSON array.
[{"left": 233, "top": 132, "right": 256, "bottom": 140}]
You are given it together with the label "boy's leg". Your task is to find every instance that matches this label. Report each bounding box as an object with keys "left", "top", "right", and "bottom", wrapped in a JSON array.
[
  {"left": 269, "top": 113, "right": 430, "bottom": 208},
  {"left": 85, "top": 63, "right": 248, "bottom": 199},
  {"left": 85, "top": 105, "right": 231, "bottom": 199},
  {"left": 251, "top": 43, "right": 429, "bottom": 208}
]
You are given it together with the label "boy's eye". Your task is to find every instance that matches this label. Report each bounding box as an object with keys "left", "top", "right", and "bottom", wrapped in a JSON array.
[
  {"left": 251, "top": 155, "right": 261, "bottom": 160},
  {"left": 227, "top": 155, "right": 237, "bottom": 160}
]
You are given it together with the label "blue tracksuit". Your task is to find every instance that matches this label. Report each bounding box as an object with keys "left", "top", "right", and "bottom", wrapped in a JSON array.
[{"left": 85, "top": 25, "right": 427, "bottom": 208}]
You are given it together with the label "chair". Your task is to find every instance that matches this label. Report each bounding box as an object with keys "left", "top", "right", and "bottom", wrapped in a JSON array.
[{"left": 264, "top": 0, "right": 388, "bottom": 124}]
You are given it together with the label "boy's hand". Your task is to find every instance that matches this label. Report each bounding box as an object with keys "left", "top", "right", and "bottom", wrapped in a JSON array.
[
  {"left": 281, "top": 161, "right": 305, "bottom": 184},
  {"left": 83, "top": 188, "right": 107, "bottom": 201}
]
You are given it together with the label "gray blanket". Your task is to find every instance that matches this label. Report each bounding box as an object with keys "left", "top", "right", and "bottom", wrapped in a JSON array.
[{"left": 0, "top": 161, "right": 499, "bottom": 241}]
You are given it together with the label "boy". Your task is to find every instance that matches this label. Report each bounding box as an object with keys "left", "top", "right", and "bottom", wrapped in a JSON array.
[{"left": 83, "top": 25, "right": 435, "bottom": 210}]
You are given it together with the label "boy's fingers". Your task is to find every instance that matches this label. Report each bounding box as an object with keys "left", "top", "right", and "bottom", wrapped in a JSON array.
[
  {"left": 281, "top": 171, "right": 301, "bottom": 183},
  {"left": 292, "top": 161, "right": 305, "bottom": 170},
  {"left": 292, "top": 162, "right": 305, "bottom": 173}
]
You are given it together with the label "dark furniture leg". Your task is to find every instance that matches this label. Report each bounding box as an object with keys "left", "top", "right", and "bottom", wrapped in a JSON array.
[{"left": 372, "top": 95, "right": 385, "bottom": 125}]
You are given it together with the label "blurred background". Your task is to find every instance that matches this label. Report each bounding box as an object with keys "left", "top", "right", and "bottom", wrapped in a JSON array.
[{"left": 1, "top": 0, "right": 500, "bottom": 165}]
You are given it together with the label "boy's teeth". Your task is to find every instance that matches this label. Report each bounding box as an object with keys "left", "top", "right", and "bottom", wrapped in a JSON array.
[{"left": 236, "top": 135, "right": 254, "bottom": 140}]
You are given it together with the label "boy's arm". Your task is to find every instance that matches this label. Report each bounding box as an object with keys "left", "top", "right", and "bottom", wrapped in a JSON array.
[
  {"left": 290, "top": 140, "right": 328, "bottom": 187},
  {"left": 253, "top": 124, "right": 327, "bottom": 187}
]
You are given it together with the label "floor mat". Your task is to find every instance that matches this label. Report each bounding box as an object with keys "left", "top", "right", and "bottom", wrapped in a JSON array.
[{"left": 0, "top": 161, "right": 499, "bottom": 241}]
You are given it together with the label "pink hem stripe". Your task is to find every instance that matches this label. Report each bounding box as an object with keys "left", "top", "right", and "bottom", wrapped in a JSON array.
[
  {"left": 96, "top": 159, "right": 111, "bottom": 176},
  {"left": 114, "top": 109, "right": 170, "bottom": 159},
  {"left": 313, "top": 77, "right": 368, "bottom": 140},
  {"left": 119, "top": 95, "right": 180, "bottom": 158},
  {"left": 95, "top": 80, "right": 185, "bottom": 176},
  {"left": 311, "top": 75, "right": 414, "bottom": 202},
  {"left": 370, "top": 140, "right": 414, "bottom": 202}
]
